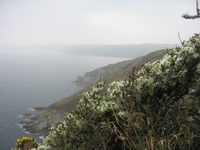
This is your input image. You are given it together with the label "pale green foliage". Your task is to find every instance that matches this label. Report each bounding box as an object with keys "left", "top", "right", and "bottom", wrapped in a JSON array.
[
  {"left": 197, "top": 63, "right": 200, "bottom": 74},
  {"left": 45, "top": 34, "right": 200, "bottom": 150},
  {"left": 45, "top": 80, "right": 128, "bottom": 149}
]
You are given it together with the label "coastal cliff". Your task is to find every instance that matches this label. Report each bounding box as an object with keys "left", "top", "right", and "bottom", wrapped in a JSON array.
[
  {"left": 25, "top": 49, "right": 169, "bottom": 135},
  {"left": 73, "top": 59, "right": 133, "bottom": 84}
]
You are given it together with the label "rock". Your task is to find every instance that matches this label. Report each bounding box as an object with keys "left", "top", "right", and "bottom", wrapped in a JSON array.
[
  {"left": 33, "top": 107, "right": 46, "bottom": 111},
  {"left": 20, "top": 119, "right": 50, "bottom": 134},
  {"left": 19, "top": 113, "right": 32, "bottom": 117},
  {"left": 29, "top": 116, "right": 39, "bottom": 121},
  {"left": 18, "top": 108, "right": 51, "bottom": 135},
  {"left": 36, "top": 122, "right": 48, "bottom": 131}
]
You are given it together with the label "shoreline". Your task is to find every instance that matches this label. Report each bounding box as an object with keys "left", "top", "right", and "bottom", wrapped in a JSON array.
[{"left": 18, "top": 107, "right": 49, "bottom": 136}]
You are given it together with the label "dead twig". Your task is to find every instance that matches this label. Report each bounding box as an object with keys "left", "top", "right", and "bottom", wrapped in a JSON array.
[{"left": 182, "top": 0, "right": 200, "bottom": 19}]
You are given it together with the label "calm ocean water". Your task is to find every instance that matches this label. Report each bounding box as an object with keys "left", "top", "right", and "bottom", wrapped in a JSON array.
[{"left": 0, "top": 48, "right": 128, "bottom": 149}]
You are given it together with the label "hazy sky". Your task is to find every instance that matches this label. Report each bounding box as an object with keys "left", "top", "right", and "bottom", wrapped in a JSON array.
[{"left": 0, "top": 0, "right": 199, "bottom": 45}]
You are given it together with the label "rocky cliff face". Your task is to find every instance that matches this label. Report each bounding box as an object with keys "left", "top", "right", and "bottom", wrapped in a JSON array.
[
  {"left": 21, "top": 108, "right": 68, "bottom": 135},
  {"left": 73, "top": 59, "right": 133, "bottom": 84}
]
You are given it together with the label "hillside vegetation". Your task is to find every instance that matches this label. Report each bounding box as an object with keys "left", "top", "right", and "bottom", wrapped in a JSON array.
[
  {"left": 46, "top": 49, "right": 167, "bottom": 115},
  {"left": 44, "top": 34, "right": 200, "bottom": 150}
]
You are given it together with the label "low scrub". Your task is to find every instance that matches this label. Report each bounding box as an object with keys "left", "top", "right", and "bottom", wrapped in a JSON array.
[{"left": 45, "top": 34, "right": 200, "bottom": 150}]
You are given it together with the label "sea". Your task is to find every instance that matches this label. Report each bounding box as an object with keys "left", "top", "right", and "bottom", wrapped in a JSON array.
[{"left": 0, "top": 47, "right": 129, "bottom": 150}]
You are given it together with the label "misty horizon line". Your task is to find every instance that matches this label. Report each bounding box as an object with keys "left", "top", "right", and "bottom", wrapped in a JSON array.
[
  {"left": 0, "top": 43, "right": 181, "bottom": 48},
  {"left": 0, "top": 43, "right": 180, "bottom": 45}
]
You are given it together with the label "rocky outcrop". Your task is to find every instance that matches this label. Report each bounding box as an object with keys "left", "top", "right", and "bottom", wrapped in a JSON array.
[
  {"left": 19, "top": 120, "right": 49, "bottom": 134},
  {"left": 73, "top": 59, "right": 133, "bottom": 84},
  {"left": 74, "top": 75, "right": 96, "bottom": 84},
  {"left": 33, "top": 107, "right": 46, "bottom": 111},
  {"left": 19, "top": 108, "right": 68, "bottom": 135}
]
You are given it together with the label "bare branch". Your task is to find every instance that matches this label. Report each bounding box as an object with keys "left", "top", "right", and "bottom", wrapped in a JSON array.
[
  {"left": 182, "top": 14, "right": 200, "bottom": 19},
  {"left": 182, "top": 0, "right": 200, "bottom": 19},
  {"left": 178, "top": 32, "right": 184, "bottom": 45},
  {"left": 196, "top": 0, "right": 200, "bottom": 15}
]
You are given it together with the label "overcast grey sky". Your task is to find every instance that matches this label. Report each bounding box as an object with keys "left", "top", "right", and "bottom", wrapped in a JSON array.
[{"left": 0, "top": 0, "right": 199, "bottom": 45}]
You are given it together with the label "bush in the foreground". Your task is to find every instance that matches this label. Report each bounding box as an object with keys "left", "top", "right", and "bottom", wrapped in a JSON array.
[
  {"left": 16, "top": 137, "right": 38, "bottom": 150},
  {"left": 45, "top": 34, "right": 200, "bottom": 150},
  {"left": 11, "top": 137, "right": 50, "bottom": 150}
]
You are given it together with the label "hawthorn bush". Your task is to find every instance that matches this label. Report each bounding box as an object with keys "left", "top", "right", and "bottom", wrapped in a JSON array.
[{"left": 45, "top": 34, "right": 200, "bottom": 150}]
